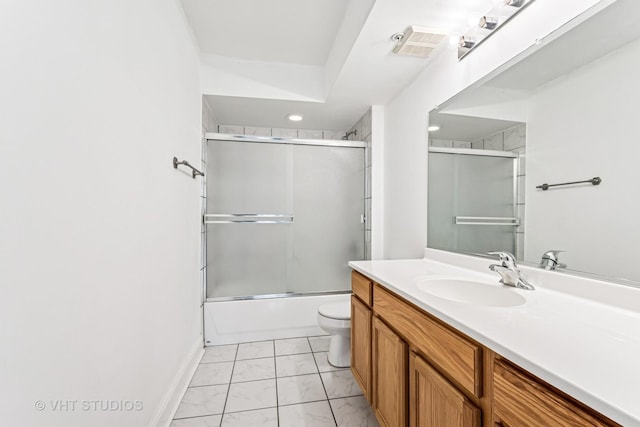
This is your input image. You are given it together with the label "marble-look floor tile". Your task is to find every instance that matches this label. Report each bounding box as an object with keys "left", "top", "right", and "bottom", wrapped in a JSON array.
[
  {"left": 190, "top": 362, "right": 234, "bottom": 386},
  {"left": 277, "top": 373, "right": 327, "bottom": 405},
  {"left": 330, "top": 396, "right": 379, "bottom": 427},
  {"left": 232, "top": 357, "right": 275, "bottom": 383},
  {"left": 275, "top": 337, "right": 311, "bottom": 355},
  {"left": 225, "top": 379, "right": 277, "bottom": 413},
  {"left": 321, "top": 370, "right": 363, "bottom": 399},
  {"left": 171, "top": 414, "right": 222, "bottom": 427},
  {"left": 221, "top": 407, "right": 278, "bottom": 427},
  {"left": 313, "top": 352, "right": 347, "bottom": 373},
  {"left": 309, "top": 336, "right": 331, "bottom": 353},
  {"left": 201, "top": 345, "right": 237, "bottom": 363},
  {"left": 236, "top": 341, "right": 274, "bottom": 360},
  {"left": 279, "top": 401, "right": 336, "bottom": 427},
  {"left": 276, "top": 353, "right": 318, "bottom": 377},
  {"left": 174, "top": 385, "right": 227, "bottom": 419}
]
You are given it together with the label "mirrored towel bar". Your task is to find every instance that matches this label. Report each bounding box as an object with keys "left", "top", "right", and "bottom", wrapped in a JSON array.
[
  {"left": 536, "top": 176, "right": 601, "bottom": 191},
  {"left": 455, "top": 216, "right": 520, "bottom": 226},
  {"left": 173, "top": 157, "right": 204, "bottom": 179},
  {"left": 204, "top": 214, "right": 294, "bottom": 224}
]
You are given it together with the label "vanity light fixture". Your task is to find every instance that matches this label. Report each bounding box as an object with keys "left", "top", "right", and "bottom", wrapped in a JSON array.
[
  {"left": 458, "top": 0, "right": 536, "bottom": 59},
  {"left": 428, "top": 125, "right": 440, "bottom": 132},
  {"left": 459, "top": 36, "right": 476, "bottom": 49},
  {"left": 287, "top": 113, "right": 303, "bottom": 122},
  {"left": 479, "top": 16, "right": 499, "bottom": 30},
  {"left": 504, "top": 0, "right": 527, "bottom": 7}
]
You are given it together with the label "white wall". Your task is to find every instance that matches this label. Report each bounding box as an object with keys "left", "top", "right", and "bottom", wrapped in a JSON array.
[
  {"left": 0, "top": 1, "right": 202, "bottom": 426},
  {"left": 525, "top": 37, "right": 640, "bottom": 281},
  {"left": 382, "top": 0, "right": 609, "bottom": 259}
]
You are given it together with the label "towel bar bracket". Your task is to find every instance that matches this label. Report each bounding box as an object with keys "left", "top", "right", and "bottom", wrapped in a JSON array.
[{"left": 173, "top": 157, "right": 204, "bottom": 179}]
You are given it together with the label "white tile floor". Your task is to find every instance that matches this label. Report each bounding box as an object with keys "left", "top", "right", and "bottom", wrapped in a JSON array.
[{"left": 172, "top": 336, "right": 379, "bottom": 427}]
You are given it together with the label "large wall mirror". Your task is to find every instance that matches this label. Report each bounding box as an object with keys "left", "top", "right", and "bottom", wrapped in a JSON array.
[{"left": 427, "top": 0, "right": 640, "bottom": 285}]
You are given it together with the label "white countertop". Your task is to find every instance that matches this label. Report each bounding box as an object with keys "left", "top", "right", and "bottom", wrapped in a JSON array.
[{"left": 349, "top": 249, "right": 640, "bottom": 426}]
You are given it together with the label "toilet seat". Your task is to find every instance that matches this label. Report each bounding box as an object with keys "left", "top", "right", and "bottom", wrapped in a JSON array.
[
  {"left": 317, "top": 314, "right": 350, "bottom": 330},
  {"left": 318, "top": 301, "right": 351, "bottom": 320}
]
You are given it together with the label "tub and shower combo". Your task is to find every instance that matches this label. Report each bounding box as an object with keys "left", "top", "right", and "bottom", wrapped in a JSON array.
[{"left": 201, "top": 133, "right": 366, "bottom": 353}]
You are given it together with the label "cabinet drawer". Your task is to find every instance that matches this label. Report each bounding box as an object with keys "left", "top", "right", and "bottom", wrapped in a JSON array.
[
  {"left": 352, "top": 270, "right": 373, "bottom": 307},
  {"left": 494, "top": 358, "right": 616, "bottom": 426},
  {"left": 373, "top": 285, "right": 482, "bottom": 397}
]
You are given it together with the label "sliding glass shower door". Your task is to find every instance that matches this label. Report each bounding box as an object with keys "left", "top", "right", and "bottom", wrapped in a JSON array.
[{"left": 205, "top": 138, "right": 365, "bottom": 299}]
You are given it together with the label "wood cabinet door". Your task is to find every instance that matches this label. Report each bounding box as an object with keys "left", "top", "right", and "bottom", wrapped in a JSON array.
[
  {"left": 351, "top": 295, "right": 372, "bottom": 401},
  {"left": 410, "top": 352, "right": 481, "bottom": 427},
  {"left": 372, "top": 316, "right": 408, "bottom": 427}
]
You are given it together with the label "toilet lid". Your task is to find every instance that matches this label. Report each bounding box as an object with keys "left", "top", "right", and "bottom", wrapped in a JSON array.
[{"left": 318, "top": 301, "right": 351, "bottom": 320}]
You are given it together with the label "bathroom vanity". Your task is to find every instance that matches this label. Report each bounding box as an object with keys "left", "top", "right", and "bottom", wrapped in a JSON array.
[{"left": 349, "top": 250, "right": 640, "bottom": 426}]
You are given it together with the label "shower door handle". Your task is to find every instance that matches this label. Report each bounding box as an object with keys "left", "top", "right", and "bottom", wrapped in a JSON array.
[
  {"left": 454, "top": 216, "right": 519, "bottom": 226},
  {"left": 204, "top": 214, "right": 294, "bottom": 224}
]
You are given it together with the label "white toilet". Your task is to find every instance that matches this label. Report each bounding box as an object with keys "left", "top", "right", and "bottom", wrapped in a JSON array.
[{"left": 317, "top": 297, "right": 352, "bottom": 368}]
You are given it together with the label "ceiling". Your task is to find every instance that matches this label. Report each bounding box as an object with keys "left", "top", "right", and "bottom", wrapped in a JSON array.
[
  {"left": 181, "top": 0, "right": 501, "bottom": 131},
  {"left": 204, "top": 95, "right": 362, "bottom": 131},
  {"left": 181, "top": 0, "right": 349, "bottom": 66}
]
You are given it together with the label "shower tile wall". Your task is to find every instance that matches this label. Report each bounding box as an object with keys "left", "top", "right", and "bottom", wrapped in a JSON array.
[
  {"left": 430, "top": 124, "right": 527, "bottom": 260},
  {"left": 217, "top": 125, "right": 348, "bottom": 141},
  {"left": 430, "top": 139, "right": 471, "bottom": 149},
  {"left": 346, "top": 109, "right": 372, "bottom": 260}
]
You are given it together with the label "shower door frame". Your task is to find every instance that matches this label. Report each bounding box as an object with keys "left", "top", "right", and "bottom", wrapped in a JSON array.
[
  {"left": 203, "top": 133, "right": 367, "bottom": 303},
  {"left": 427, "top": 146, "right": 519, "bottom": 256}
]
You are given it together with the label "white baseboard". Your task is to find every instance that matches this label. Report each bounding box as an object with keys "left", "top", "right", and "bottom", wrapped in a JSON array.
[{"left": 149, "top": 337, "right": 204, "bottom": 427}]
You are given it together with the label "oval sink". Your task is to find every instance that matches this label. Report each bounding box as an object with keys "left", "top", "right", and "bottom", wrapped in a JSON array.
[{"left": 416, "top": 277, "right": 526, "bottom": 307}]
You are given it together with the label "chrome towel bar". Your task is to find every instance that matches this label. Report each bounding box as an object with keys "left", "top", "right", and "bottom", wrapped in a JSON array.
[
  {"left": 173, "top": 157, "right": 204, "bottom": 179},
  {"left": 536, "top": 176, "right": 601, "bottom": 191}
]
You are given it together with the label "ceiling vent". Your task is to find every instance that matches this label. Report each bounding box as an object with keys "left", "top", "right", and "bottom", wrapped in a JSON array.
[{"left": 392, "top": 26, "right": 447, "bottom": 58}]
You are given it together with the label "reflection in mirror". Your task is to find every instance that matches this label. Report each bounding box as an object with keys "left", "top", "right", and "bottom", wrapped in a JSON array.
[
  {"left": 428, "top": 0, "right": 640, "bottom": 285},
  {"left": 428, "top": 117, "right": 525, "bottom": 258}
]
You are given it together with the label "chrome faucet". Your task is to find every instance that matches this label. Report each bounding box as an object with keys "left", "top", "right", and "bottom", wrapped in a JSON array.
[
  {"left": 539, "top": 250, "right": 566, "bottom": 271},
  {"left": 488, "top": 251, "right": 535, "bottom": 290}
]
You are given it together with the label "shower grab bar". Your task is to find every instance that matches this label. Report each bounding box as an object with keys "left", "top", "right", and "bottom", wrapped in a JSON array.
[
  {"left": 455, "top": 216, "right": 520, "bottom": 226},
  {"left": 536, "top": 176, "right": 601, "bottom": 191},
  {"left": 173, "top": 157, "right": 204, "bottom": 179},
  {"left": 204, "top": 214, "right": 294, "bottom": 224}
]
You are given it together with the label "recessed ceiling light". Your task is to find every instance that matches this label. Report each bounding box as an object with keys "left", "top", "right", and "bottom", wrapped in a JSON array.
[
  {"left": 287, "top": 113, "right": 303, "bottom": 122},
  {"left": 428, "top": 125, "right": 440, "bottom": 132}
]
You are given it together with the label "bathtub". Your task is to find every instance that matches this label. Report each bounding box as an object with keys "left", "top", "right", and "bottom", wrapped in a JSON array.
[{"left": 203, "top": 293, "right": 350, "bottom": 346}]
